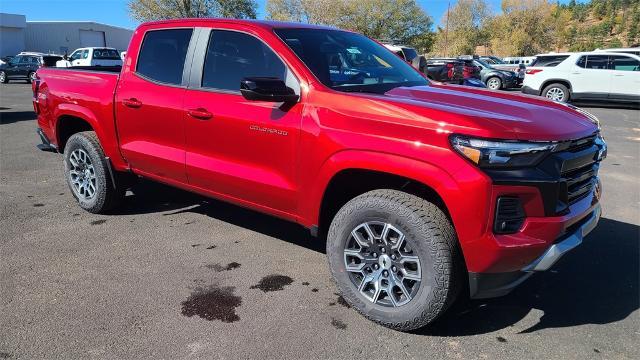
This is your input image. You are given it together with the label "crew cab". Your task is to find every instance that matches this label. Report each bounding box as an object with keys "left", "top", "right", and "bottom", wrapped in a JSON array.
[
  {"left": 56, "top": 47, "right": 123, "bottom": 68},
  {"left": 33, "top": 19, "right": 606, "bottom": 331},
  {"left": 522, "top": 52, "right": 640, "bottom": 103}
]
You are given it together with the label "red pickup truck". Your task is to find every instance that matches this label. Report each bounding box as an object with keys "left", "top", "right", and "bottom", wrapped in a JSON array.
[{"left": 33, "top": 19, "right": 606, "bottom": 331}]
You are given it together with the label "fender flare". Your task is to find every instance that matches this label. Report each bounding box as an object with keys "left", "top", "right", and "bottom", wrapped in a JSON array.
[
  {"left": 302, "top": 149, "right": 465, "bottom": 231},
  {"left": 52, "top": 104, "right": 127, "bottom": 170}
]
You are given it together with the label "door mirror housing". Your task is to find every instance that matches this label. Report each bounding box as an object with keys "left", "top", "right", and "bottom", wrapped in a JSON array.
[{"left": 240, "top": 77, "right": 299, "bottom": 103}]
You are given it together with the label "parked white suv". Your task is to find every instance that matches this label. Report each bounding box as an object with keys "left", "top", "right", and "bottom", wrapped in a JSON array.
[
  {"left": 56, "top": 47, "right": 123, "bottom": 67},
  {"left": 522, "top": 52, "right": 640, "bottom": 103}
]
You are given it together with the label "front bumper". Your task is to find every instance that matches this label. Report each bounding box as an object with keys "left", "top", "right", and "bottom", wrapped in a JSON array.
[{"left": 469, "top": 203, "right": 601, "bottom": 299}]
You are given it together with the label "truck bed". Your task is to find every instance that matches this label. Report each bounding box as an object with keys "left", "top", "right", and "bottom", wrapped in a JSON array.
[{"left": 34, "top": 67, "right": 122, "bottom": 161}]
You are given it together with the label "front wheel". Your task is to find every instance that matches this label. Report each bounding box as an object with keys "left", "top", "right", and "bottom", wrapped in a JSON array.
[
  {"left": 542, "top": 83, "right": 570, "bottom": 103},
  {"left": 486, "top": 76, "right": 502, "bottom": 90},
  {"left": 0, "top": 71, "right": 8, "bottom": 83},
  {"left": 327, "top": 189, "right": 462, "bottom": 331},
  {"left": 64, "top": 131, "right": 125, "bottom": 213},
  {"left": 27, "top": 71, "right": 36, "bottom": 83}
]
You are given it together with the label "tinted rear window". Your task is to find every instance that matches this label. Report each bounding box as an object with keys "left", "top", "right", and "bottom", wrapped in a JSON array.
[
  {"left": 93, "top": 49, "right": 121, "bottom": 60},
  {"left": 609, "top": 55, "right": 640, "bottom": 71},
  {"left": 136, "top": 29, "right": 193, "bottom": 85},
  {"left": 530, "top": 55, "right": 569, "bottom": 67}
]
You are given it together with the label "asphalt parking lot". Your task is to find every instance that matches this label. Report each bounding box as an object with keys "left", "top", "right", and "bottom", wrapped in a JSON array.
[{"left": 1, "top": 83, "right": 638, "bottom": 359}]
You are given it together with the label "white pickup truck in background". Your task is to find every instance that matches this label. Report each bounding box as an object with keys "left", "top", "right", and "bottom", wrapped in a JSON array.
[{"left": 55, "top": 47, "right": 123, "bottom": 68}]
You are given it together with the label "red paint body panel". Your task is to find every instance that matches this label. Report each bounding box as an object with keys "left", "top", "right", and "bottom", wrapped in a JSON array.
[{"left": 34, "top": 19, "right": 601, "bottom": 274}]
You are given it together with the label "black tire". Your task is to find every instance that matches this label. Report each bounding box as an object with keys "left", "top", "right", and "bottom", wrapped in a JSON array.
[
  {"left": 0, "top": 71, "right": 8, "bottom": 84},
  {"left": 64, "top": 131, "right": 124, "bottom": 213},
  {"left": 27, "top": 71, "right": 36, "bottom": 84},
  {"left": 327, "top": 189, "right": 462, "bottom": 331},
  {"left": 486, "top": 76, "right": 502, "bottom": 90},
  {"left": 542, "top": 83, "right": 570, "bottom": 103}
]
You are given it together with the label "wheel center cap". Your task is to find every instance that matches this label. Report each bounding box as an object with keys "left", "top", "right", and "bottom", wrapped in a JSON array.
[{"left": 379, "top": 254, "right": 392, "bottom": 270}]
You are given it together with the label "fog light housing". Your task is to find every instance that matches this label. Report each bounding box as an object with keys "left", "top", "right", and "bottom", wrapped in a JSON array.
[{"left": 494, "top": 197, "right": 525, "bottom": 234}]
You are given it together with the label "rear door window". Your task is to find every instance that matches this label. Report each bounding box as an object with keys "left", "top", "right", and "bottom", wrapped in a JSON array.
[
  {"left": 577, "top": 55, "right": 609, "bottom": 69},
  {"left": 609, "top": 55, "right": 640, "bottom": 71},
  {"left": 136, "top": 28, "right": 193, "bottom": 85},
  {"left": 201, "top": 30, "right": 287, "bottom": 91}
]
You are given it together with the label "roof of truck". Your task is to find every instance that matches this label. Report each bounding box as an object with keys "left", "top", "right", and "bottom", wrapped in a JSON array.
[{"left": 139, "top": 18, "right": 339, "bottom": 31}]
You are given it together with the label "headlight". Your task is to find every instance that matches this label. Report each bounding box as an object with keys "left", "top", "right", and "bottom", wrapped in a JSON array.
[{"left": 450, "top": 135, "right": 557, "bottom": 168}]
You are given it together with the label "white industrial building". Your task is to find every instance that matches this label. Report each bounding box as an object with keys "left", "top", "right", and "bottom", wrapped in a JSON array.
[{"left": 1, "top": 12, "right": 133, "bottom": 57}]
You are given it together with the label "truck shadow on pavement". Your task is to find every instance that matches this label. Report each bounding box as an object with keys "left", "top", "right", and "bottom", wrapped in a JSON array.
[
  {"left": 116, "top": 180, "right": 638, "bottom": 335},
  {"left": 420, "top": 216, "right": 639, "bottom": 336},
  {"left": 116, "top": 180, "right": 323, "bottom": 253},
  {"left": 0, "top": 110, "right": 36, "bottom": 124}
]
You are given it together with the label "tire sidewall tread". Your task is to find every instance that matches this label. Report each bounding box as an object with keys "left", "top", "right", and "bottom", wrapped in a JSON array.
[
  {"left": 326, "top": 189, "right": 461, "bottom": 331},
  {"left": 63, "top": 131, "right": 123, "bottom": 213}
]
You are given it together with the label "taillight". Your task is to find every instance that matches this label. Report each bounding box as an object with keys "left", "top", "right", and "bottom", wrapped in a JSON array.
[{"left": 526, "top": 69, "right": 543, "bottom": 75}]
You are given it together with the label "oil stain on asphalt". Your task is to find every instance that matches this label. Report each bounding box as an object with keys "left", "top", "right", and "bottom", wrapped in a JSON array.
[
  {"left": 329, "top": 294, "right": 351, "bottom": 308},
  {"left": 331, "top": 318, "right": 347, "bottom": 330},
  {"left": 250, "top": 274, "right": 293, "bottom": 292},
  {"left": 206, "top": 262, "right": 241, "bottom": 272},
  {"left": 181, "top": 285, "right": 242, "bottom": 323},
  {"left": 90, "top": 219, "right": 107, "bottom": 225}
]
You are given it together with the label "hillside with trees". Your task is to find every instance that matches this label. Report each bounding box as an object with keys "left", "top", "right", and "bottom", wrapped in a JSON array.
[{"left": 126, "top": 0, "right": 639, "bottom": 57}]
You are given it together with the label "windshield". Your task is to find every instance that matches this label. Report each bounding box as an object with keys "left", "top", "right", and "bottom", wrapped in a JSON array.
[
  {"left": 93, "top": 49, "right": 121, "bottom": 60},
  {"left": 274, "top": 28, "right": 427, "bottom": 94},
  {"left": 486, "top": 57, "right": 505, "bottom": 64},
  {"left": 475, "top": 59, "right": 494, "bottom": 69}
]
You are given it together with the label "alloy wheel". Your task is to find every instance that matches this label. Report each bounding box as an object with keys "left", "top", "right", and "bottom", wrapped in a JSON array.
[
  {"left": 343, "top": 221, "right": 422, "bottom": 307},
  {"left": 68, "top": 148, "right": 97, "bottom": 200},
  {"left": 29, "top": 72, "right": 36, "bottom": 82},
  {"left": 545, "top": 87, "right": 565, "bottom": 102},
  {"left": 487, "top": 78, "right": 501, "bottom": 90},
  {"left": 0, "top": 72, "right": 5, "bottom": 83}
]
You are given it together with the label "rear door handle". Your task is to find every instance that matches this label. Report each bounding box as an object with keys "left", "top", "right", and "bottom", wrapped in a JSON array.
[
  {"left": 122, "top": 98, "right": 142, "bottom": 108},
  {"left": 187, "top": 108, "right": 213, "bottom": 120}
]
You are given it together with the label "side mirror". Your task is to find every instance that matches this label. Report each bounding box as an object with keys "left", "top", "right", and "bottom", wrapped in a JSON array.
[{"left": 240, "top": 77, "right": 299, "bottom": 103}]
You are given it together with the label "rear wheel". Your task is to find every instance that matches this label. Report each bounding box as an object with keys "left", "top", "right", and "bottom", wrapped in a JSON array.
[
  {"left": 0, "top": 71, "right": 8, "bottom": 83},
  {"left": 486, "top": 76, "right": 502, "bottom": 90},
  {"left": 64, "top": 131, "right": 125, "bottom": 213},
  {"left": 327, "top": 189, "right": 462, "bottom": 331},
  {"left": 542, "top": 83, "right": 570, "bottom": 103},
  {"left": 27, "top": 71, "right": 36, "bottom": 83}
]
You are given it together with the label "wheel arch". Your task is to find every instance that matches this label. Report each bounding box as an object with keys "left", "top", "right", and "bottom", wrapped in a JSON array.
[
  {"left": 305, "top": 150, "right": 464, "bottom": 240},
  {"left": 539, "top": 79, "right": 572, "bottom": 96},
  {"left": 317, "top": 168, "right": 452, "bottom": 238},
  {"left": 55, "top": 113, "right": 97, "bottom": 152}
]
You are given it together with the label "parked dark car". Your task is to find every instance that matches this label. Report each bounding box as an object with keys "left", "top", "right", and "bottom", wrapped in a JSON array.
[
  {"left": 0, "top": 54, "right": 62, "bottom": 84},
  {"left": 473, "top": 58, "right": 519, "bottom": 90},
  {"left": 424, "top": 58, "right": 464, "bottom": 83}
]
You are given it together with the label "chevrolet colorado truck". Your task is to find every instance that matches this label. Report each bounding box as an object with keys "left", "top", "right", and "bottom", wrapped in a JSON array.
[{"left": 33, "top": 19, "right": 607, "bottom": 331}]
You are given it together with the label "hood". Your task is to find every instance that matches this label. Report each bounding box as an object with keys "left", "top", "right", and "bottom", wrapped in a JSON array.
[{"left": 384, "top": 85, "right": 598, "bottom": 141}]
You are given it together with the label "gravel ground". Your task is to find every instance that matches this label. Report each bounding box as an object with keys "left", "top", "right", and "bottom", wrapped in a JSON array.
[{"left": 1, "top": 84, "right": 638, "bottom": 359}]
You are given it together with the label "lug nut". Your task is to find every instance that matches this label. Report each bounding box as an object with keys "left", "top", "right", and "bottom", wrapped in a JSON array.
[
  {"left": 391, "top": 254, "right": 397, "bottom": 260},
  {"left": 372, "top": 252, "right": 378, "bottom": 258},
  {"left": 381, "top": 248, "right": 386, "bottom": 253},
  {"left": 391, "top": 266, "right": 397, "bottom": 272},
  {"left": 382, "top": 270, "right": 389, "bottom": 277},
  {"left": 373, "top": 264, "right": 379, "bottom": 270}
]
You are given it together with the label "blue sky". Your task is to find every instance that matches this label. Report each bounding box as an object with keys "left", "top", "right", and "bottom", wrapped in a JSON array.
[{"left": 0, "top": 0, "right": 572, "bottom": 30}]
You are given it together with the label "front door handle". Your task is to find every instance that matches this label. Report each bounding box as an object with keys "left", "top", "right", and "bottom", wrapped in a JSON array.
[
  {"left": 187, "top": 108, "right": 213, "bottom": 120},
  {"left": 122, "top": 98, "right": 142, "bottom": 108}
]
